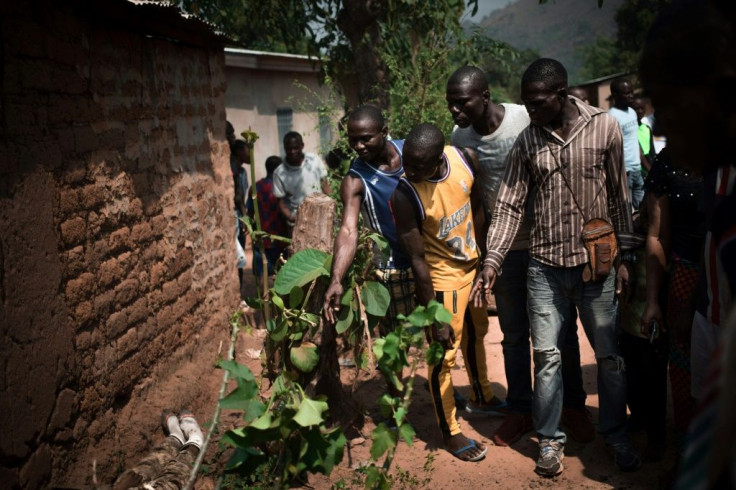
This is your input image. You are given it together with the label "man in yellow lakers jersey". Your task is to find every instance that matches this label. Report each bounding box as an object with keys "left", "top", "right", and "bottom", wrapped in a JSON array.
[{"left": 391, "top": 123, "right": 506, "bottom": 462}]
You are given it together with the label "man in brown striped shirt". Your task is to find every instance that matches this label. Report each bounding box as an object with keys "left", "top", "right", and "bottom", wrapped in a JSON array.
[{"left": 471, "top": 59, "right": 640, "bottom": 476}]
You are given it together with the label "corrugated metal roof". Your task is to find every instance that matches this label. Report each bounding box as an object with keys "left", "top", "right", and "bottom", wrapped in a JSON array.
[{"left": 68, "top": 0, "right": 230, "bottom": 48}]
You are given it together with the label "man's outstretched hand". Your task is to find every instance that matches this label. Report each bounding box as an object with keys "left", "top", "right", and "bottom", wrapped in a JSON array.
[
  {"left": 470, "top": 265, "right": 497, "bottom": 308},
  {"left": 323, "top": 282, "right": 344, "bottom": 324}
]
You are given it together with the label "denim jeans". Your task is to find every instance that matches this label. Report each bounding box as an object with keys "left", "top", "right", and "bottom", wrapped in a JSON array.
[
  {"left": 627, "top": 170, "right": 645, "bottom": 210},
  {"left": 494, "top": 250, "right": 587, "bottom": 414},
  {"left": 527, "top": 258, "right": 628, "bottom": 445}
]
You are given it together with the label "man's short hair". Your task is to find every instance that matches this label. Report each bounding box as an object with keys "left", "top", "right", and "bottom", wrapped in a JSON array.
[
  {"left": 447, "top": 66, "right": 489, "bottom": 91},
  {"left": 283, "top": 131, "right": 303, "bottom": 145},
  {"left": 265, "top": 155, "right": 282, "bottom": 175},
  {"left": 610, "top": 77, "right": 631, "bottom": 95},
  {"left": 232, "top": 139, "right": 247, "bottom": 152},
  {"left": 405, "top": 123, "right": 445, "bottom": 158},
  {"left": 521, "top": 58, "right": 568, "bottom": 90},
  {"left": 348, "top": 104, "right": 385, "bottom": 127},
  {"left": 568, "top": 86, "right": 589, "bottom": 100}
]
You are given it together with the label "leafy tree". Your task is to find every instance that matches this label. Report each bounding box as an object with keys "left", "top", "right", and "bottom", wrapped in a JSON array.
[
  {"left": 174, "top": 0, "right": 480, "bottom": 111},
  {"left": 579, "top": 0, "right": 673, "bottom": 80}
]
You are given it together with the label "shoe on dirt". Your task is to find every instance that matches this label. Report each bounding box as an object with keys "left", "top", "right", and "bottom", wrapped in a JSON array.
[
  {"left": 492, "top": 412, "right": 533, "bottom": 446},
  {"left": 161, "top": 410, "right": 185, "bottom": 445},
  {"left": 535, "top": 439, "right": 564, "bottom": 476},
  {"left": 607, "top": 441, "right": 642, "bottom": 472},
  {"left": 179, "top": 410, "right": 204, "bottom": 449}
]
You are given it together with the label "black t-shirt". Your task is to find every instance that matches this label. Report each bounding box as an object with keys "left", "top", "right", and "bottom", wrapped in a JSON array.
[{"left": 644, "top": 149, "right": 706, "bottom": 263}]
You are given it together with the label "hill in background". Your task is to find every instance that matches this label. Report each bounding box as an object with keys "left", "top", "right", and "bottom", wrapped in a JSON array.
[{"left": 474, "top": 0, "right": 625, "bottom": 83}]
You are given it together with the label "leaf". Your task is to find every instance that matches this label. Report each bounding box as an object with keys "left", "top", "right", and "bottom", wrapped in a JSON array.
[
  {"left": 378, "top": 393, "right": 395, "bottom": 419},
  {"left": 293, "top": 397, "right": 329, "bottom": 427},
  {"left": 249, "top": 412, "right": 274, "bottom": 430},
  {"left": 270, "top": 293, "right": 285, "bottom": 311},
  {"left": 301, "top": 426, "right": 347, "bottom": 475},
  {"left": 426, "top": 299, "right": 452, "bottom": 324},
  {"left": 395, "top": 406, "right": 407, "bottom": 426},
  {"left": 426, "top": 341, "right": 445, "bottom": 365},
  {"left": 219, "top": 380, "right": 266, "bottom": 422},
  {"left": 270, "top": 319, "right": 289, "bottom": 342},
  {"left": 360, "top": 281, "right": 390, "bottom": 317},
  {"left": 366, "top": 232, "right": 390, "bottom": 255},
  {"left": 274, "top": 249, "right": 330, "bottom": 295},
  {"left": 218, "top": 359, "right": 256, "bottom": 383},
  {"left": 225, "top": 446, "right": 267, "bottom": 472},
  {"left": 335, "top": 306, "right": 354, "bottom": 334},
  {"left": 289, "top": 285, "right": 304, "bottom": 306},
  {"left": 373, "top": 337, "right": 385, "bottom": 359},
  {"left": 340, "top": 286, "right": 355, "bottom": 306},
  {"left": 290, "top": 342, "right": 319, "bottom": 373},
  {"left": 370, "top": 423, "right": 397, "bottom": 460},
  {"left": 398, "top": 421, "right": 415, "bottom": 446}
]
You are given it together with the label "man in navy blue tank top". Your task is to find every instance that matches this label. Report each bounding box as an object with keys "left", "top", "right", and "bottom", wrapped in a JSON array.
[{"left": 323, "top": 105, "right": 415, "bottom": 337}]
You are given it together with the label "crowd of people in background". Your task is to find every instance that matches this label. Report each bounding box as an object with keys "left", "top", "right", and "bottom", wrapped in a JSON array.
[{"left": 230, "top": 0, "right": 734, "bottom": 484}]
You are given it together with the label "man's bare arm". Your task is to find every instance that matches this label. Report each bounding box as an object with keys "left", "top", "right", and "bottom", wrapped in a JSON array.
[
  {"left": 277, "top": 198, "right": 295, "bottom": 223},
  {"left": 391, "top": 185, "right": 434, "bottom": 306},
  {"left": 323, "top": 175, "right": 364, "bottom": 323}
]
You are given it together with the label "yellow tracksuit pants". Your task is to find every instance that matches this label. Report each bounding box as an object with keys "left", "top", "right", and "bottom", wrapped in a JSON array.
[{"left": 428, "top": 280, "right": 495, "bottom": 437}]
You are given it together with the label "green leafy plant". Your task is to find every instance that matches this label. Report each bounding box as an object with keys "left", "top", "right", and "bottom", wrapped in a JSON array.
[
  {"left": 358, "top": 300, "right": 450, "bottom": 489},
  {"left": 219, "top": 364, "right": 347, "bottom": 488}
]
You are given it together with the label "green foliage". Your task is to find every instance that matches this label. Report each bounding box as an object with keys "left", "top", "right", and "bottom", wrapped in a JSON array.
[
  {"left": 358, "top": 300, "right": 449, "bottom": 485},
  {"left": 289, "top": 342, "right": 319, "bottom": 373},
  {"left": 580, "top": 0, "right": 673, "bottom": 80},
  {"left": 175, "top": 0, "right": 313, "bottom": 54},
  {"left": 273, "top": 249, "right": 331, "bottom": 295},
  {"left": 579, "top": 36, "right": 620, "bottom": 81},
  {"left": 219, "top": 365, "right": 347, "bottom": 487}
]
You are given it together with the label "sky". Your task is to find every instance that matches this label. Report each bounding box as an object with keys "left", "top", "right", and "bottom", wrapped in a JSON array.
[{"left": 463, "top": 0, "right": 514, "bottom": 23}]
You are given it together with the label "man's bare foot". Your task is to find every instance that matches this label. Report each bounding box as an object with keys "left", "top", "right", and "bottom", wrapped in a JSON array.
[{"left": 445, "top": 433, "right": 487, "bottom": 462}]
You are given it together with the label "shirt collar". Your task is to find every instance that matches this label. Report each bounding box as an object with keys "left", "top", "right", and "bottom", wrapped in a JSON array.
[{"left": 540, "top": 96, "right": 604, "bottom": 145}]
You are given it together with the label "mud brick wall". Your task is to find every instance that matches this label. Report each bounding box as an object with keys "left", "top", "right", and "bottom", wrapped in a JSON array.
[{"left": 0, "top": 2, "right": 238, "bottom": 487}]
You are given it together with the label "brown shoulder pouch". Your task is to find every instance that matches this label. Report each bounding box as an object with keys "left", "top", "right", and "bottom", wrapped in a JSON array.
[{"left": 581, "top": 218, "right": 618, "bottom": 283}]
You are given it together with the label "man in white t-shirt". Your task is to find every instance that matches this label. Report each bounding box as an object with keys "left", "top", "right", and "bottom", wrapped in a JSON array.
[
  {"left": 273, "top": 131, "right": 330, "bottom": 228},
  {"left": 609, "top": 78, "right": 646, "bottom": 210},
  {"left": 446, "top": 66, "right": 592, "bottom": 448}
]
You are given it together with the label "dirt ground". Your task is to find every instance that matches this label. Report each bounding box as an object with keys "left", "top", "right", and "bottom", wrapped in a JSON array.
[{"left": 111, "top": 244, "right": 678, "bottom": 489}]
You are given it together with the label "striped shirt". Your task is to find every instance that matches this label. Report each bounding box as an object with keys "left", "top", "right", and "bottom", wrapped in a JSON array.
[{"left": 484, "top": 97, "right": 636, "bottom": 271}]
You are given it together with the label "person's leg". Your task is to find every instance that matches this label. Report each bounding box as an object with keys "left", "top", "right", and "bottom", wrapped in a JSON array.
[
  {"left": 627, "top": 170, "right": 645, "bottom": 210},
  {"left": 577, "top": 269, "right": 640, "bottom": 471},
  {"left": 492, "top": 250, "right": 534, "bottom": 445},
  {"left": 559, "top": 308, "right": 595, "bottom": 443},
  {"left": 464, "top": 303, "right": 502, "bottom": 409},
  {"left": 644, "top": 334, "right": 669, "bottom": 461},
  {"left": 429, "top": 285, "right": 485, "bottom": 461},
  {"left": 527, "top": 260, "right": 570, "bottom": 442},
  {"left": 619, "top": 331, "right": 647, "bottom": 429},
  {"left": 527, "top": 260, "right": 571, "bottom": 475},
  {"left": 560, "top": 313, "right": 586, "bottom": 410},
  {"left": 493, "top": 250, "right": 532, "bottom": 415}
]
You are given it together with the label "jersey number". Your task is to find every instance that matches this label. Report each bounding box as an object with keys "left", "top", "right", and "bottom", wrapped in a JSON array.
[{"left": 445, "top": 222, "right": 476, "bottom": 260}]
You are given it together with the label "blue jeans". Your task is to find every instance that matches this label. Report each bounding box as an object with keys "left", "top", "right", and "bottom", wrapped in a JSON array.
[
  {"left": 494, "top": 250, "right": 586, "bottom": 414},
  {"left": 627, "top": 170, "right": 645, "bottom": 210},
  {"left": 527, "top": 259, "right": 628, "bottom": 445}
]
